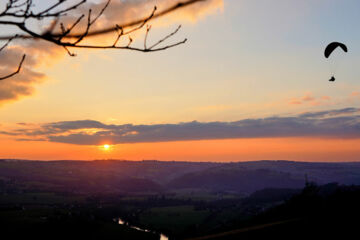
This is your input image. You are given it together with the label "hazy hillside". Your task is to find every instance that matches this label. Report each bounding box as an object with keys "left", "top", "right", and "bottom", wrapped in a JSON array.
[
  {"left": 167, "top": 167, "right": 305, "bottom": 194},
  {"left": 228, "top": 161, "right": 360, "bottom": 185},
  {"left": 1, "top": 159, "right": 360, "bottom": 195}
]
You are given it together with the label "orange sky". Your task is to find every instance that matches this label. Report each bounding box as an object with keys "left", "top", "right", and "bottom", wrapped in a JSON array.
[{"left": 1, "top": 137, "right": 359, "bottom": 162}]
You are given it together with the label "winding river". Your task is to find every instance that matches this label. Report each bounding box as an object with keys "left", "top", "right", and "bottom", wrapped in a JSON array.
[{"left": 117, "top": 218, "right": 169, "bottom": 240}]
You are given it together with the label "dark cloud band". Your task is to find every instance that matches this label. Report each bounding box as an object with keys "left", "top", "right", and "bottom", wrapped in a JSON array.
[{"left": 2, "top": 108, "right": 360, "bottom": 145}]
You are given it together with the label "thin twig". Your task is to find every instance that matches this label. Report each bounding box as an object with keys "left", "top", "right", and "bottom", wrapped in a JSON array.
[{"left": 0, "top": 54, "right": 26, "bottom": 81}]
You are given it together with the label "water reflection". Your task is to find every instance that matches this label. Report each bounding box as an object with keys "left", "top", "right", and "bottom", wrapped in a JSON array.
[{"left": 116, "top": 218, "right": 169, "bottom": 240}]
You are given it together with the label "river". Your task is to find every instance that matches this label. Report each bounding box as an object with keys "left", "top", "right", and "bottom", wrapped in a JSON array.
[{"left": 117, "top": 218, "right": 169, "bottom": 240}]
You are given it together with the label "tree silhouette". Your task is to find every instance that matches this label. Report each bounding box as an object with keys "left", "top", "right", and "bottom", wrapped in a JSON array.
[{"left": 0, "top": 0, "right": 205, "bottom": 80}]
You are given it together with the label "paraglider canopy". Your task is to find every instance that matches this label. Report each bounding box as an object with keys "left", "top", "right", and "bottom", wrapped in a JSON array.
[{"left": 324, "top": 42, "right": 347, "bottom": 58}]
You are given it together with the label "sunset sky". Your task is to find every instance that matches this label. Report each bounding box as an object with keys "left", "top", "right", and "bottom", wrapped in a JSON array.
[{"left": 1, "top": 0, "right": 360, "bottom": 161}]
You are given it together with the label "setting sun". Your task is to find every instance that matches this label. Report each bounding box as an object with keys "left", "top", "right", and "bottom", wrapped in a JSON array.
[{"left": 103, "top": 144, "right": 110, "bottom": 150}]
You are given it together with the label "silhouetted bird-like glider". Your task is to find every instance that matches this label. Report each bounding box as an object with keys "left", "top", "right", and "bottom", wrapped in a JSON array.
[
  {"left": 324, "top": 42, "right": 348, "bottom": 58},
  {"left": 324, "top": 42, "right": 347, "bottom": 82}
]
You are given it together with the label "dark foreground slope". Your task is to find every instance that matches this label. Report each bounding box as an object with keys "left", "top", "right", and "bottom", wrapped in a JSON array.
[
  {"left": 1, "top": 159, "right": 360, "bottom": 240},
  {"left": 189, "top": 183, "right": 360, "bottom": 240},
  {"left": 1, "top": 220, "right": 159, "bottom": 240},
  {"left": 1, "top": 182, "right": 356, "bottom": 240}
]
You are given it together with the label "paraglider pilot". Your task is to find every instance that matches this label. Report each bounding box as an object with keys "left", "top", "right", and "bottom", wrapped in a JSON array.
[{"left": 324, "top": 42, "right": 347, "bottom": 82}]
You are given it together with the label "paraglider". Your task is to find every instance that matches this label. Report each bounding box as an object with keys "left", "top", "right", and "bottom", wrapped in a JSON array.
[
  {"left": 324, "top": 42, "right": 348, "bottom": 82},
  {"left": 324, "top": 42, "right": 348, "bottom": 58}
]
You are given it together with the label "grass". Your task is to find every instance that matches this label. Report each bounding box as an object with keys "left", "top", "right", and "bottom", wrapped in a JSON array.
[{"left": 139, "top": 205, "right": 211, "bottom": 234}]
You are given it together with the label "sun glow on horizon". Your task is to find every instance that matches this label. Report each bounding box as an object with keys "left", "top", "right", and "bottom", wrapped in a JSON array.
[{"left": 103, "top": 144, "right": 111, "bottom": 151}]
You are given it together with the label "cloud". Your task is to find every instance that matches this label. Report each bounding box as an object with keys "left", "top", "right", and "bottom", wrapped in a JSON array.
[
  {"left": 289, "top": 93, "right": 331, "bottom": 106},
  {"left": 2, "top": 107, "right": 360, "bottom": 145},
  {"left": 298, "top": 108, "right": 360, "bottom": 118},
  {"left": 0, "top": 44, "right": 49, "bottom": 105},
  {"left": 0, "top": 0, "right": 223, "bottom": 105},
  {"left": 0, "top": 36, "right": 74, "bottom": 105}
]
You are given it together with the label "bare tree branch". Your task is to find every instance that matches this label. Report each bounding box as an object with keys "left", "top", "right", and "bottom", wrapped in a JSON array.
[
  {"left": 0, "top": 0, "right": 206, "bottom": 40},
  {"left": 0, "top": 0, "right": 207, "bottom": 80}
]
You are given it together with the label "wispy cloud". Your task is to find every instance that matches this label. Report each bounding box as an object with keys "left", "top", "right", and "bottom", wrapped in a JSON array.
[
  {"left": 298, "top": 108, "right": 360, "bottom": 118},
  {"left": 289, "top": 92, "right": 332, "bottom": 106},
  {"left": 2, "top": 108, "right": 360, "bottom": 145},
  {"left": 350, "top": 91, "right": 360, "bottom": 97}
]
